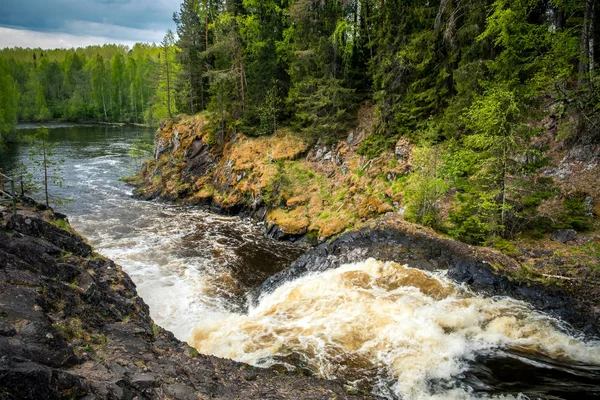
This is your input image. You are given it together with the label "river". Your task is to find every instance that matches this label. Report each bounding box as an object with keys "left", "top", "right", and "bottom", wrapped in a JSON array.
[{"left": 1, "top": 124, "right": 599, "bottom": 400}]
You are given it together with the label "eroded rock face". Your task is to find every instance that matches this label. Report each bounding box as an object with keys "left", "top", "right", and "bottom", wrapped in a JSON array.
[
  {"left": 257, "top": 214, "right": 600, "bottom": 337},
  {"left": 182, "top": 139, "right": 219, "bottom": 181},
  {"left": 0, "top": 210, "right": 370, "bottom": 400}
]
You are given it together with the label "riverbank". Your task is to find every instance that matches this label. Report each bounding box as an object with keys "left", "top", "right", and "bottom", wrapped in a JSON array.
[
  {"left": 14, "top": 121, "right": 151, "bottom": 130},
  {"left": 126, "top": 113, "right": 600, "bottom": 325},
  {"left": 0, "top": 203, "right": 369, "bottom": 399}
]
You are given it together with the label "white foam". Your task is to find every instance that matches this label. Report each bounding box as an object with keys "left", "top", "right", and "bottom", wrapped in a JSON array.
[{"left": 191, "top": 258, "right": 600, "bottom": 399}]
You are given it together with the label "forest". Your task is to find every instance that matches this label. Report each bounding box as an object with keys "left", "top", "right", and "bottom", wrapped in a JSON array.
[
  {"left": 1, "top": 0, "right": 599, "bottom": 246},
  {"left": 0, "top": 43, "right": 165, "bottom": 135}
]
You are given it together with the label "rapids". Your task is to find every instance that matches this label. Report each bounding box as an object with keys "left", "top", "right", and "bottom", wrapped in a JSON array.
[
  {"left": 1, "top": 124, "right": 599, "bottom": 399},
  {"left": 191, "top": 259, "right": 600, "bottom": 399}
]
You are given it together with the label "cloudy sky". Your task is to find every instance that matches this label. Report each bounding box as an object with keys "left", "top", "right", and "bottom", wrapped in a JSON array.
[{"left": 0, "top": 0, "right": 181, "bottom": 49}]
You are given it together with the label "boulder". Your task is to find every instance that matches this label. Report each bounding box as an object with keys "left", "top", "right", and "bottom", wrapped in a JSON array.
[{"left": 551, "top": 229, "right": 577, "bottom": 243}]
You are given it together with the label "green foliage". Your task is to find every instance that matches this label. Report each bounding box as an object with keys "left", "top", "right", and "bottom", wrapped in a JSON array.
[
  {"left": 245, "top": 79, "right": 282, "bottom": 136},
  {"left": 149, "top": 30, "right": 179, "bottom": 123},
  {"left": 288, "top": 76, "right": 355, "bottom": 140},
  {"left": 11, "top": 161, "right": 38, "bottom": 197},
  {"left": 357, "top": 129, "right": 398, "bottom": 159},
  {"left": 129, "top": 138, "right": 154, "bottom": 168},
  {"left": 174, "top": 0, "right": 207, "bottom": 114},
  {"left": 0, "top": 0, "right": 596, "bottom": 248},
  {"left": 557, "top": 193, "right": 594, "bottom": 231},
  {"left": 0, "top": 58, "right": 18, "bottom": 144},
  {"left": 403, "top": 147, "right": 448, "bottom": 228},
  {"left": 0, "top": 44, "right": 163, "bottom": 133},
  {"left": 449, "top": 191, "right": 501, "bottom": 245},
  {"left": 454, "top": 86, "right": 524, "bottom": 239},
  {"left": 491, "top": 238, "right": 521, "bottom": 256}
]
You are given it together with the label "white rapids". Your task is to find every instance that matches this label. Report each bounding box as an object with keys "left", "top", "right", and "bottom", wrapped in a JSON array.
[{"left": 190, "top": 258, "right": 600, "bottom": 399}]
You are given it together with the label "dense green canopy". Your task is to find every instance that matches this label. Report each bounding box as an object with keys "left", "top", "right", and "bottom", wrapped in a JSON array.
[
  {"left": 1, "top": 0, "right": 598, "bottom": 244},
  {"left": 1, "top": 1, "right": 596, "bottom": 143}
]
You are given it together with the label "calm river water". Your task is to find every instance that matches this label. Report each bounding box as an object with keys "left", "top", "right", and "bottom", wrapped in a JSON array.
[{"left": 0, "top": 124, "right": 598, "bottom": 400}]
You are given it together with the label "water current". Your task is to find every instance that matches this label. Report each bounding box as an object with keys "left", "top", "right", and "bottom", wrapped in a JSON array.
[{"left": 1, "top": 124, "right": 598, "bottom": 399}]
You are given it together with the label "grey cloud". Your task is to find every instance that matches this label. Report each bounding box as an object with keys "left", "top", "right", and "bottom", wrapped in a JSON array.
[{"left": 0, "top": 0, "right": 179, "bottom": 40}]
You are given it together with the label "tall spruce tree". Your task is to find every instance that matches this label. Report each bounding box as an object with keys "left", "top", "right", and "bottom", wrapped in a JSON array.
[{"left": 174, "top": 0, "right": 206, "bottom": 114}]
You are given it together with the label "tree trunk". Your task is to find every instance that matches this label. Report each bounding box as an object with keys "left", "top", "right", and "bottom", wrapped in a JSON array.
[
  {"left": 118, "top": 84, "right": 122, "bottom": 119},
  {"left": 43, "top": 144, "right": 49, "bottom": 207},
  {"left": 239, "top": 63, "right": 245, "bottom": 112},
  {"left": 579, "top": 0, "right": 596, "bottom": 88},
  {"left": 555, "top": 6, "right": 565, "bottom": 31},
  {"left": 188, "top": 50, "right": 195, "bottom": 114},
  {"left": 100, "top": 81, "right": 108, "bottom": 121},
  {"left": 140, "top": 85, "right": 145, "bottom": 115},
  {"left": 500, "top": 131, "right": 508, "bottom": 238},
  {"left": 133, "top": 90, "right": 138, "bottom": 124},
  {"left": 200, "top": 76, "right": 205, "bottom": 111},
  {"left": 205, "top": 0, "right": 209, "bottom": 50},
  {"left": 234, "top": 37, "right": 245, "bottom": 112},
  {"left": 165, "top": 46, "right": 173, "bottom": 119}
]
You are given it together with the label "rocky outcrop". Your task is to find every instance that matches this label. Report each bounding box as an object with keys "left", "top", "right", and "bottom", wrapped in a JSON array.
[
  {"left": 182, "top": 139, "right": 218, "bottom": 181},
  {"left": 127, "top": 112, "right": 407, "bottom": 242},
  {"left": 0, "top": 208, "right": 369, "bottom": 399},
  {"left": 257, "top": 214, "right": 600, "bottom": 337}
]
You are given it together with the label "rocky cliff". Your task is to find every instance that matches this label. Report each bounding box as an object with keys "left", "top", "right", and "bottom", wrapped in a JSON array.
[
  {"left": 0, "top": 205, "right": 369, "bottom": 399},
  {"left": 128, "top": 111, "right": 404, "bottom": 242}
]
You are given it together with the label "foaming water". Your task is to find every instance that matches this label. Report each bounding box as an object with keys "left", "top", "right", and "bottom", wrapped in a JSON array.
[
  {"left": 75, "top": 204, "right": 304, "bottom": 339},
  {"left": 0, "top": 125, "right": 305, "bottom": 340},
  {"left": 191, "top": 259, "right": 600, "bottom": 399}
]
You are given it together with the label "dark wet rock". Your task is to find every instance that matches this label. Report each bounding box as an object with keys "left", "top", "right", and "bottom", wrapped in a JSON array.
[
  {"left": 164, "top": 383, "right": 197, "bottom": 399},
  {"left": 257, "top": 214, "right": 599, "bottom": 337},
  {"left": 7, "top": 214, "right": 91, "bottom": 257},
  {"left": 182, "top": 139, "right": 219, "bottom": 181},
  {"left": 131, "top": 372, "right": 158, "bottom": 389},
  {"left": 265, "top": 222, "right": 307, "bottom": 242},
  {"left": 134, "top": 188, "right": 163, "bottom": 201},
  {"left": 0, "top": 208, "right": 369, "bottom": 400},
  {"left": 551, "top": 229, "right": 578, "bottom": 243}
]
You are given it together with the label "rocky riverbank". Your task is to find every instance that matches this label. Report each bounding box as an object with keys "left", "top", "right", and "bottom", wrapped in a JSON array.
[
  {"left": 0, "top": 204, "right": 370, "bottom": 399},
  {"left": 125, "top": 114, "right": 600, "bottom": 337},
  {"left": 126, "top": 112, "right": 404, "bottom": 242}
]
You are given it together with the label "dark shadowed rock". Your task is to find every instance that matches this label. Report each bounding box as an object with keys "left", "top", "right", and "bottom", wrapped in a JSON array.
[{"left": 182, "top": 139, "right": 219, "bottom": 181}]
